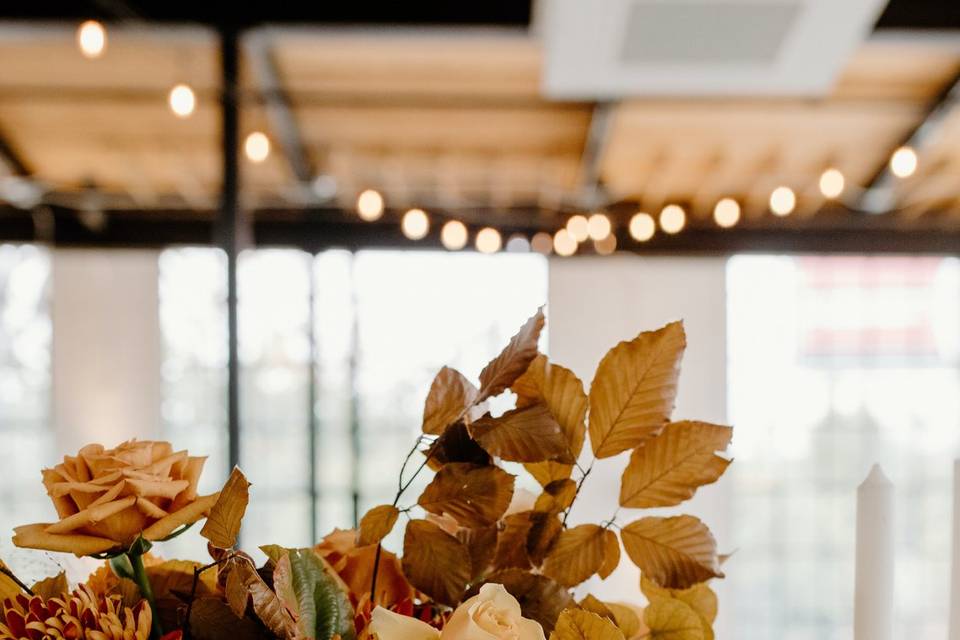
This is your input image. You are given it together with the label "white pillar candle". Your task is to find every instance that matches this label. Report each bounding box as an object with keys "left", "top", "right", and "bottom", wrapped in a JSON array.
[
  {"left": 949, "top": 461, "right": 960, "bottom": 640},
  {"left": 854, "top": 464, "right": 894, "bottom": 640}
]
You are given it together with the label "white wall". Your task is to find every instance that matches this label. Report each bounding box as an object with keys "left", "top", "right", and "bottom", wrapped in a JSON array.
[
  {"left": 547, "top": 255, "right": 731, "bottom": 632},
  {"left": 52, "top": 249, "right": 162, "bottom": 453}
]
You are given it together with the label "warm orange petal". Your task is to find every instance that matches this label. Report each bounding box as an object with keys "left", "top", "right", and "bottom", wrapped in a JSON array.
[{"left": 13, "top": 523, "right": 118, "bottom": 556}]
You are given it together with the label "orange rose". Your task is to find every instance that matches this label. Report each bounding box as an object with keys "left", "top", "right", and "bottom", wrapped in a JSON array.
[{"left": 13, "top": 440, "right": 218, "bottom": 556}]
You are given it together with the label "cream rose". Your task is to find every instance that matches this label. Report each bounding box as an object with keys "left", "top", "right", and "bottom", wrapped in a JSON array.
[
  {"left": 369, "top": 584, "right": 545, "bottom": 640},
  {"left": 13, "top": 440, "right": 218, "bottom": 556}
]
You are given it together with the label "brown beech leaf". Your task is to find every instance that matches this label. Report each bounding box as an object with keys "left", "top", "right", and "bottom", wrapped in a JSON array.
[
  {"left": 477, "top": 308, "right": 545, "bottom": 403},
  {"left": 477, "top": 569, "right": 574, "bottom": 634},
  {"left": 551, "top": 608, "right": 625, "bottom": 640},
  {"left": 620, "top": 516, "right": 722, "bottom": 590},
  {"left": 402, "top": 519, "right": 472, "bottom": 605},
  {"left": 525, "top": 461, "right": 575, "bottom": 488},
  {"left": 189, "top": 597, "right": 274, "bottom": 640},
  {"left": 542, "top": 524, "right": 607, "bottom": 588},
  {"left": 605, "top": 603, "right": 642, "bottom": 639},
  {"left": 619, "top": 421, "right": 732, "bottom": 509},
  {"left": 458, "top": 525, "right": 498, "bottom": 582},
  {"left": 534, "top": 479, "right": 578, "bottom": 513},
  {"left": 641, "top": 576, "right": 718, "bottom": 630},
  {"left": 513, "top": 354, "right": 588, "bottom": 460},
  {"left": 470, "top": 403, "right": 573, "bottom": 463},
  {"left": 579, "top": 594, "right": 615, "bottom": 621},
  {"left": 597, "top": 529, "right": 620, "bottom": 580},
  {"left": 200, "top": 466, "right": 250, "bottom": 549},
  {"left": 527, "top": 511, "right": 563, "bottom": 566},
  {"left": 494, "top": 512, "right": 534, "bottom": 570},
  {"left": 358, "top": 505, "right": 400, "bottom": 546},
  {"left": 588, "top": 322, "right": 686, "bottom": 458},
  {"left": 644, "top": 599, "right": 705, "bottom": 640},
  {"left": 426, "top": 422, "right": 491, "bottom": 471},
  {"left": 31, "top": 572, "right": 68, "bottom": 600},
  {"left": 418, "top": 463, "right": 515, "bottom": 528},
  {"left": 224, "top": 557, "right": 296, "bottom": 638},
  {"left": 423, "top": 366, "right": 479, "bottom": 435}
]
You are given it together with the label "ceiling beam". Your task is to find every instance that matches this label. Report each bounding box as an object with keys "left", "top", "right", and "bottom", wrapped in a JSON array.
[
  {"left": 857, "top": 68, "right": 960, "bottom": 214},
  {"left": 0, "top": 124, "right": 31, "bottom": 176},
  {"left": 576, "top": 102, "right": 615, "bottom": 208}
]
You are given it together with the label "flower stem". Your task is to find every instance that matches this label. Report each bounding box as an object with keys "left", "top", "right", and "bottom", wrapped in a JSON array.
[{"left": 128, "top": 552, "right": 163, "bottom": 640}]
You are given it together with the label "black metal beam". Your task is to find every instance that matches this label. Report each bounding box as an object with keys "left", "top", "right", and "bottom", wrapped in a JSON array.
[
  {"left": 218, "top": 25, "right": 242, "bottom": 472},
  {"left": 857, "top": 69, "right": 960, "bottom": 213},
  {"left": 576, "top": 102, "right": 615, "bottom": 208}
]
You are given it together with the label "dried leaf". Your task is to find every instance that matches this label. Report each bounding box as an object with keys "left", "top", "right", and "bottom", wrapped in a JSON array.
[
  {"left": 148, "top": 559, "right": 218, "bottom": 601},
  {"left": 31, "top": 572, "right": 67, "bottom": 599},
  {"left": 0, "top": 564, "right": 23, "bottom": 602},
  {"left": 588, "top": 322, "right": 686, "bottom": 458},
  {"left": 597, "top": 529, "right": 620, "bottom": 580},
  {"left": 422, "top": 367, "right": 479, "bottom": 435},
  {"left": 525, "top": 461, "right": 575, "bottom": 488},
  {"left": 579, "top": 594, "right": 615, "bottom": 621},
  {"left": 605, "top": 603, "right": 642, "bottom": 639},
  {"left": 273, "top": 548, "right": 356, "bottom": 640},
  {"left": 457, "top": 525, "right": 498, "bottom": 582},
  {"left": 527, "top": 512, "right": 563, "bottom": 566},
  {"left": 644, "top": 599, "right": 705, "bottom": 640},
  {"left": 426, "top": 422, "right": 491, "bottom": 471},
  {"left": 619, "top": 421, "right": 732, "bottom": 509},
  {"left": 189, "top": 597, "right": 275, "bottom": 640},
  {"left": 620, "top": 516, "right": 722, "bottom": 590},
  {"left": 223, "top": 556, "right": 296, "bottom": 638},
  {"left": 513, "top": 354, "right": 588, "bottom": 460},
  {"left": 551, "top": 608, "right": 625, "bottom": 640},
  {"left": 470, "top": 403, "right": 573, "bottom": 464},
  {"left": 493, "top": 513, "right": 535, "bottom": 571},
  {"left": 320, "top": 541, "right": 413, "bottom": 608},
  {"left": 478, "top": 308, "right": 545, "bottom": 403},
  {"left": 402, "top": 519, "right": 472, "bottom": 606},
  {"left": 418, "top": 463, "right": 515, "bottom": 528},
  {"left": 542, "top": 524, "right": 607, "bottom": 588},
  {"left": 534, "top": 479, "right": 578, "bottom": 513},
  {"left": 358, "top": 505, "right": 400, "bottom": 547},
  {"left": 641, "top": 576, "right": 717, "bottom": 635},
  {"left": 478, "top": 569, "right": 574, "bottom": 634},
  {"left": 200, "top": 466, "right": 250, "bottom": 549}
]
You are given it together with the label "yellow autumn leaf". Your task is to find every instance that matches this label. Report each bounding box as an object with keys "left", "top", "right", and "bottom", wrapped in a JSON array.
[
  {"left": 477, "top": 308, "right": 545, "bottom": 402},
  {"left": 588, "top": 322, "right": 686, "bottom": 459},
  {"left": 644, "top": 599, "right": 704, "bottom": 640},
  {"left": 605, "top": 603, "right": 642, "bottom": 639},
  {"left": 542, "top": 524, "right": 606, "bottom": 587},
  {"left": 358, "top": 504, "right": 400, "bottom": 546},
  {"left": 641, "top": 576, "right": 718, "bottom": 626},
  {"left": 597, "top": 529, "right": 620, "bottom": 580},
  {"left": 620, "top": 516, "right": 722, "bottom": 590},
  {"left": 470, "top": 403, "right": 573, "bottom": 463},
  {"left": 513, "top": 354, "right": 588, "bottom": 460},
  {"left": 550, "top": 608, "right": 625, "bottom": 640},
  {"left": 534, "top": 479, "right": 578, "bottom": 513},
  {"left": 422, "top": 366, "right": 479, "bottom": 435},
  {"left": 418, "top": 463, "right": 515, "bottom": 528},
  {"left": 200, "top": 466, "right": 250, "bottom": 549},
  {"left": 619, "top": 421, "right": 732, "bottom": 508},
  {"left": 525, "top": 461, "right": 575, "bottom": 488}
]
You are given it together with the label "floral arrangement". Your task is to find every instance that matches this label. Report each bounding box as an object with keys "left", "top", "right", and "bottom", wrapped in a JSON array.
[{"left": 1, "top": 309, "right": 732, "bottom": 640}]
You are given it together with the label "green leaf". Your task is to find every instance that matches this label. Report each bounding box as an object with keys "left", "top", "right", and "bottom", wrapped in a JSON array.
[
  {"left": 110, "top": 554, "right": 136, "bottom": 581},
  {"left": 274, "top": 548, "right": 356, "bottom": 640}
]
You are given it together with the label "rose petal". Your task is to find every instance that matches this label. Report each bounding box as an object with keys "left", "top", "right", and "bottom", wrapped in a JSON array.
[
  {"left": 124, "top": 479, "right": 188, "bottom": 499},
  {"left": 141, "top": 492, "right": 219, "bottom": 540},
  {"left": 13, "top": 523, "right": 118, "bottom": 556},
  {"left": 134, "top": 498, "right": 169, "bottom": 519},
  {"left": 42, "top": 469, "right": 78, "bottom": 519},
  {"left": 370, "top": 607, "right": 440, "bottom": 640},
  {"left": 45, "top": 497, "right": 137, "bottom": 535},
  {"left": 140, "top": 451, "right": 188, "bottom": 477},
  {"left": 169, "top": 456, "right": 206, "bottom": 511}
]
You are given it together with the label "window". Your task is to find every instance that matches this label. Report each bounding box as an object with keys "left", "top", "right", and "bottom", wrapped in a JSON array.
[{"left": 727, "top": 255, "right": 960, "bottom": 640}]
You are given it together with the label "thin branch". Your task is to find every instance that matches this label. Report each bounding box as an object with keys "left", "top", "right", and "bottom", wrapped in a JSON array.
[
  {"left": 0, "top": 566, "right": 34, "bottom": 596},
  {"left": 182, "top": 554, "right": 235, "bottom": 640},
  {"left": 561, "top": 457, "right": 595, "bottom": 527}
]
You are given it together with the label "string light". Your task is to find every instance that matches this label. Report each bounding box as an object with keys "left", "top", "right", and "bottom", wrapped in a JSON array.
[
  {"left": 506, "top": 234, "right": 531, "bottom": 252},
  {"left": 553, "top": 229, "right": 577, "bottom": 257},
  {"left": 819, "top": 168, "right": 845, "bottom": 199},
  {"left": 769, "top": 186, "right": 796, "bottom": 216},
  {"left": 531, "top": 232, "right": 553, "bottom": 255},
  {"left": 659, "top": 205, "right": 686, "bottom": 234},
  {"left": 476, "top": 227, "right": 502, "bottom": 254},
  {"left": 440, "top": 220, "right": 468, "bottom": 250},
  {"left": 356, "top": 189, "right": 384, "bottom": 221},
  {"left": 168, "top": 84, "right": 196, "bottom": 118},
  {"left": 713, "top": 198, "right": 741, "bottom": 228},
  {"left": 401, "top": 208, "right": 429, "bottom": 240},
  {"left": 244, "top": 132, "right": 270, "bottom": 163},
  {"left": 594, "top": 234, "right": 617, "bottom": 255},
  {"left": 629, "top": 212, "right": 655, "bottom": 242},
  {"left": 587, "top": 213, "right": 611, "bottom": 240},
  {"left": 566, "top": 215, "right": 589, "bottom": 242},
  {"left": 77, "top": 20, "right": 106, "bottom": 59},
  {"left": 890, "top": 146, "right": 918, "bottom": 178}
]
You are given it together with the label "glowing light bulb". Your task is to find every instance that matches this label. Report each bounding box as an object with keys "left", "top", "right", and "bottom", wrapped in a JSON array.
[
  {"left": 769, "top": 186, "right": 796, "bottom": 217},
  {"left": 475, "top": 227, "right": 502, "bottom": 254},
  {"left": 168, "top": 84, "right": 196, "bottom": 118},
  {"left": 629, "top": 212, "right": 655, "bottom": 242},
  {"left": 819, "top": 168, "right": 845, "bottom": 199},
  {"left": 587, "top": 212, "right": 611, "bottom": 240},
  {"left": 77, "top": 20, "right": 106, "bottom": 59},
  {"left": 401, "top": 208, "right": 429, "bottom": 240},
  {"left": 890, "top": 146, "right": 917, "bottom": 178},
  {"left": 506, "top": 234, "right": 530, "bottom": 252},
  {"left": 356, "top": 190, "right": 384, "bottom": 221},
  {"left": 553, "top": 229, "right": 577, "bottom": 257},
  {"left": 244, "top": 132, "right": 270, "bottom": 163},
  {"left": 713, "top": 198, "right": 741, "bottom": 228},
  {"left": 531, "top": 232, "right": 553, "bottom": 255},
  {"left": 659, "top": 205, "right": 686, "bottom": 234},
  {"left": 440, "top": 220, "right": 468, "bottom": 250},
  {"left": 566, "top": 215, "right": 589, "bottom": 242},
  {"left": 594, "top": 234, "right": 617, "bottom": 255}
]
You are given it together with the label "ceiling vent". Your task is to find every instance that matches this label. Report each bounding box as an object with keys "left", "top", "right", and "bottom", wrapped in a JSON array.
[{"left": 539, "top": 0, "right": 888, "bottom": 98}]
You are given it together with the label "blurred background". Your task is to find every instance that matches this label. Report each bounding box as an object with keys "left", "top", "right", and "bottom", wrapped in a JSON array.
[{"left": 1, "top": 1, "right": 960, "bottom": 638}]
